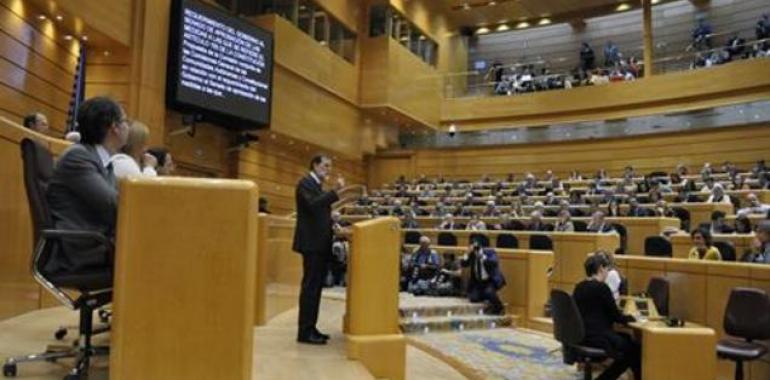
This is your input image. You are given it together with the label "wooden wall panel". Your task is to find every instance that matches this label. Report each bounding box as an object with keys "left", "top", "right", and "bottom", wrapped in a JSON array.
[
  {"left": 86, "top": 47, "right": 131, "bottom": 109},
  {"left": 24, "top": 0, "right": 133, "bottom": 46},
  {"left": 368, "top": 124, "right": 770, "bottom": 185},
  {"left": 0, "top": 1, "right": 78, "bottom": 136},
  {"left": 443, "top": 58, "right": 770, "bottom": 130},
  {"left": 386, "top": 39, "right": 441, "bottom": 127},
  {"left": 238, "top": 136, "right": 366, "bottom": 215}
]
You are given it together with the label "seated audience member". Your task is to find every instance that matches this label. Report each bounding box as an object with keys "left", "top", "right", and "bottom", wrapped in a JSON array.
[
  {"left": 750, "top": 221, "right": 770, "bottom": 264},
  {"left": 258, "top": 197, "right": 271, "bottom": 214},
  {"left": 147, "top": 147, "right": 175, "bottom": 175},
  {"left": 431, "top": 253, "right": 462, "bottom": 297},
  {"left": 433, "top": 202, "right": 447, "bottom": 217},
  {"left": 705, "top": 211, "right": 735, "bottom": 234},
  {"left": 390, "top": 199, "right": 405, "bottom": 217},
  {"left": 438, "top": 213, "right": 461, "bottom": 230},
  {"left": 706, "top": 184, "right": 731, "bottom": 204},
  {"left": 740, "top": 193, "right": 770, "bottom": 215},
  {"left": 734, "top": 212, "right": 753, "bottom": 234},
  {"left": 528, "top": 211, "right": 548, "bottom": 231},
  {"left": 23, "top": 112, "right": 50, "bottom": 134},
  {"left": 331, "top": 211, "right": 351, "bottom": 230},
  {"left": 544, "top": 192, "right": 559, "bottom": 206},
  {"left": 45, "top": 97, "right": 128, "bottom": 275},
  {"left": 460, "top": 239, "right": 506, "bottom": 315},
  {"left": 607, "top": 198, "right": 621, "bottom": 217},
  {"left": 400, "top": 245, "right": 413, "bottom": 291},
  {"left": 700, "top": 177, "right": 716, "bottom": 193},
  {"left": 400, "top": 210, "right": 420, "bottom": 229},
  {"left": 626, "top": 197, "right": 647, "bottom": 217},
  {"left": 557, "top": 199, "right": 572, "bottom": 215},
  {"left": 689, "top": 228, "right": 722, "bottom": 261},
  {"left": 555, "top": 209, "right": 575, "bottom": 232},
  {"left": 569, "top": 170, "right": 583, "bottom": 181},
  {"left": 495, "top": 213, "right": 518, "bottom": 231},
  {"left": 595, "top": 250, "right": 623, "bottom": 300},
  {"left": 408, "top": 236, "right": 441, "bottom": 295},
  {"left": 573, "top": 254, "right": 640, "bottom": 380},
  {"left": 327, "top": 235, "right": 349, "bottom": 287},
  {"left": 653, "top": 200, "right": 675, "bottom": 218},
  {"left": 466, "top": 214, "right": 487, "bottom": 231},
  {"left": 453, "top": 204, "right": 472, "bottom": 217},
  {"left": 110, "top": 121, "right": 158, "bottom": 178},
  {"left": 482, "top": 200, "right": 500, "bottom": 217},
  {"left": 587, "top": 211, "right": 614, "bottom": 234},
  {"left": 533, "top": 201, "right": 546, "bottom": 216}
]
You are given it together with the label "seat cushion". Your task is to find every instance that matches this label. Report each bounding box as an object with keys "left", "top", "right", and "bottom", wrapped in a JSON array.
[
  {"left": 47, "top": 269, "right": 113, "bottom": 292},
  {"left": 717, "top": 339, "right": 768, "bottom": 361},
  {"left": 571, "top": 344, "right": 608, "bottom": 359}
]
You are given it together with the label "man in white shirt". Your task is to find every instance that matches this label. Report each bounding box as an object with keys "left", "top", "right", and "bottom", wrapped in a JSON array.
[{"left": 739, "top": 193, "right": 770, "bottom": 215}]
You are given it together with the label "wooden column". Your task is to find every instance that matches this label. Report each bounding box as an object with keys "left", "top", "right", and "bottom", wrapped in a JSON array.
[{"left": 642, "top": 0, "right": 654, "bottom": 77}]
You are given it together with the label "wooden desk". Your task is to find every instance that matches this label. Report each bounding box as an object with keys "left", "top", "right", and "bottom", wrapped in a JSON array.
[
  {"left": 670, "top": 233, "right": 756, "bottom": 259},
  {"left": 629, "top": 321, "right": 717, "bottom": 380},
  {"left": 111, "top": 177, "right": 258, "bottom": 380}
]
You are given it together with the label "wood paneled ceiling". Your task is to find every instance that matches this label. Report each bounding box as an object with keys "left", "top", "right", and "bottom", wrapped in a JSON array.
[{"left": 436, "top": 0, "right": 651, "bottom": 30}]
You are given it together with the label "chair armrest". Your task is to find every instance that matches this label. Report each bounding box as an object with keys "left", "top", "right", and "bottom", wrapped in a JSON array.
[{"left": 39, "top": 229, "right": 114, "bottom": 263}]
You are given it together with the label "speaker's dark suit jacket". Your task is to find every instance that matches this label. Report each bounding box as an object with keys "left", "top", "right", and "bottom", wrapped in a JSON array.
[
  {"left": 46, "top": 144, "right": 117, "bottom": 273},
  {"left": 292, "top": 174, "right": 339, "bottom": 255}
]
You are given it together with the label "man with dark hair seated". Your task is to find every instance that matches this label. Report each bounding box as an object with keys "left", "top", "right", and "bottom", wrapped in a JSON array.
[
  {"left": 702, "top": 210, "right": 734, "bottom": 234},
  {"left": 46, "top": 97, "right": 128, "bottom": 276},
  {"left": 460, "top": 238, "right": 506, "bottom": 315},
  {"left": 574, "top": 254, "right": 640, "bottom": 380},
  {"left": 587, "top": 211, "right": 615, "bottom": 234}
]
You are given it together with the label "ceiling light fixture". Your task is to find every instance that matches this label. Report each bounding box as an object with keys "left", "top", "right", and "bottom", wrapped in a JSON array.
[
  {"left": 55, "top": 15, "right": 63, "bottom": 21},
  {"left": 81, "top": 35, "right": 88, "bottom": 41},
  {"left": 651, "top": 0, "right": 661, "bottom": 3},
  {"left": 496, "top": 24, "right": 510, "bottom": 32},
  {"left": 37, "top": 14, "right": 46, "bottom": 20},
  {"left": 516, "top": 21, "right": 530, "bottom": 29},
  {"left": 63, "top": 34, "right": 73, "bottom": 40},
  {"left": 538, "top": 18, "right": 551, "bottom": 25},
  {"left": 475, "top": 26, "right": 490, "bottom": 35},
  {"left": 616, "top": 3, "right": 631, "bottom": 11},
  {"left": 463, "top": 2, "right": 471, "bottom": 10},
  {"left": 488, "top": 1, "right": 497, "bottom": 5}
]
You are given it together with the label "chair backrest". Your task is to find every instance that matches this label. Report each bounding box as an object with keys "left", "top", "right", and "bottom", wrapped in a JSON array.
[
  {"left": 510, "top": 220, "right": 526, "bottom": 231},
  {"left": 550, "top": 289, "right": 585, "bottom": 346},
  {"left": 723, "top": 287, "right": 770, "bottom": 341},
  {"left": 644, "top": 236, "right": 672, "bottom": 257},
  {"left": 530, "top": 234, "right": 553, "bottom": 250},
  {"left": 646, "top": 277, "right": 670, "bottom": 316},
  {"left": 612, "top": 223, "right": 627, "bottom": 253},
  {"left": 404, "top": 231, "right": 422, "bottom": 245},
  {"left": 469, "top": 233, "right": 490, "bottom": 248},
  {"left": 437, "top": 232, "right": 457, "bottom": 246},
  {"left": 496, "top": 233, "right": 519, "bottom": 249},
  {"left": 618, "top": 276, "right": 629, "bottom": 296},
  {"left": 672, "top": 207, "right": 691, "bottom": 231},
  {"left": 573, "top": 220, "right": 587, "bottom": 232},
  {"left": 20, "top": 138, "right": 55, "bottom": 246},
  {"left": 713, "top": 241, "right": 736, "bottom": 261}
]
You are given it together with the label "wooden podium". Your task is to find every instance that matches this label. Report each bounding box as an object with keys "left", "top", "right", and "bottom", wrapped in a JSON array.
[
  {"left": 345, "top": 217, "right": 405, "bottom": 380},
  {"left": 110, "top": 177, "right": 259, "bottom": 380}
]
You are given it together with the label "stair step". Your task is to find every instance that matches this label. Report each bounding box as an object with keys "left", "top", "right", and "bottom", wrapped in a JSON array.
[
  {"left": 400, "top": 314, "right": 514, "bottom": 334},
  {"left": 399, "top": 303, "right": 487, "bottom": 319}
]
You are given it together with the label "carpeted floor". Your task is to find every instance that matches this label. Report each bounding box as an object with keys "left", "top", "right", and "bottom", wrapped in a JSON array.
[{"left": 410, "top": 328, "right": 582, "bottom": 380}]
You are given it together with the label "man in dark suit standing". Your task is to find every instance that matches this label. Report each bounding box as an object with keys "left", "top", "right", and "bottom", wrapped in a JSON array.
[
  {"left": 293, "top": 155, "right": 345, "bottom": 345},
  {"left": 46, "top": 97, "right": 128, "bottom": 277}
]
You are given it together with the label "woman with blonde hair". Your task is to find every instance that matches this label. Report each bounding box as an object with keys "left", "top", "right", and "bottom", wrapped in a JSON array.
[{"left": 110, "top": 121, "right": 158, "bottom": 178}]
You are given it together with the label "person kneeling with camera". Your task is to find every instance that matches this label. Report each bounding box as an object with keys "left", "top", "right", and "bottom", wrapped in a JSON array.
[{"left": 460, "top": 239, "right": 506, "bottom": 315}]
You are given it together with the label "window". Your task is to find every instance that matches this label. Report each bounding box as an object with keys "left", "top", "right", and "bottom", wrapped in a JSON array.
[{"left": 368, "top": 5, "right": 438, "bottom": 67}]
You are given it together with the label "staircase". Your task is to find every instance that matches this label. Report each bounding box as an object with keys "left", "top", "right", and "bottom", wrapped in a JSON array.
[{"left": 399, "top": 297, "right": 515, "bottom": 334}]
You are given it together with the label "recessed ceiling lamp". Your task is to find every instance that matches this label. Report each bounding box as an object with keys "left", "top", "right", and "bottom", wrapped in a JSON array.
[
  {"left": 538, "top": 18, "right": 551, "bottom": 25},
  {"left": 55, "top": 15, "right": 63, "bottom": 21},
  {"left": 516, "top": 21, "right": 530, "bottom": 29},
  {"left": 616, "top": 3, "right": 631, "bottom": 11},
  {"left": 488, "top": 1, "right": 497, "bottom": 5},
  {"left": 37, "top": 14, "right": 46, "bottom": 20},
  {"left": 651, "top": 0, "right": 661, "bottom": 3},
  {"left": 81, "top": 35, "right": 88, "bottom": 41},
  {"left": 463, "top": 2, "right": 471, "bottom": 10},
  {"left": 496, "top": 24, "right": 510, "bottom": 32},
  {"left": 476, "top": 26, "right": 490, "bottom": 35},
  {"left": 63, "top": 34, "right": 73, "bottom": 40}
]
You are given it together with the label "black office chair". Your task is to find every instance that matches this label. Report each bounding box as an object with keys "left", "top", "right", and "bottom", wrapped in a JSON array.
[
  {"left": 644, "top": 236, "right": 672, "bottom": 257},
  {"left": 717, "top": 288, "right": 770, "bottom": 380},
  {"left": 550, "top": 289, "right": 608, "bottom": 380},
  {"left": 437, "top": 231, "right": 457, "bottom": 246},
  {"left": 530, "top": 234, "right": 553, "bottom": 250},
  {"left": 672, "top": 207, "right": 691, "bottom": 231},
  {"left": 469, "top": 233, "right": 490, "bottom": 248},
  {"left": 713, "top": 241, "right": 737, "bottom": 261},
  {"left": 646, "top": 277, "right": 670, "bottom": 316},
  {"left": 611, "top": 223, "right": 627, "bottom": 254},
  {"left": 509, "top": 220, "right": 526, "bottom": 231},
  {"left": 573, "top": 220, "right": 587, "bottom": 232},
  {"left": 3, "top": 139, "right": 112, "bottom": 380},
  {"left": 404, "top": 231, "right": 422, "bottom": 245},
  {"left": 496, "top": 233, "right": 519, "bottom": 249}
]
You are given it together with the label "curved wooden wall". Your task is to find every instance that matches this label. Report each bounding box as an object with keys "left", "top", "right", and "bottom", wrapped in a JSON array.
[{"left": 368, "top": 124, "right": 770, "bottom": 188}]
